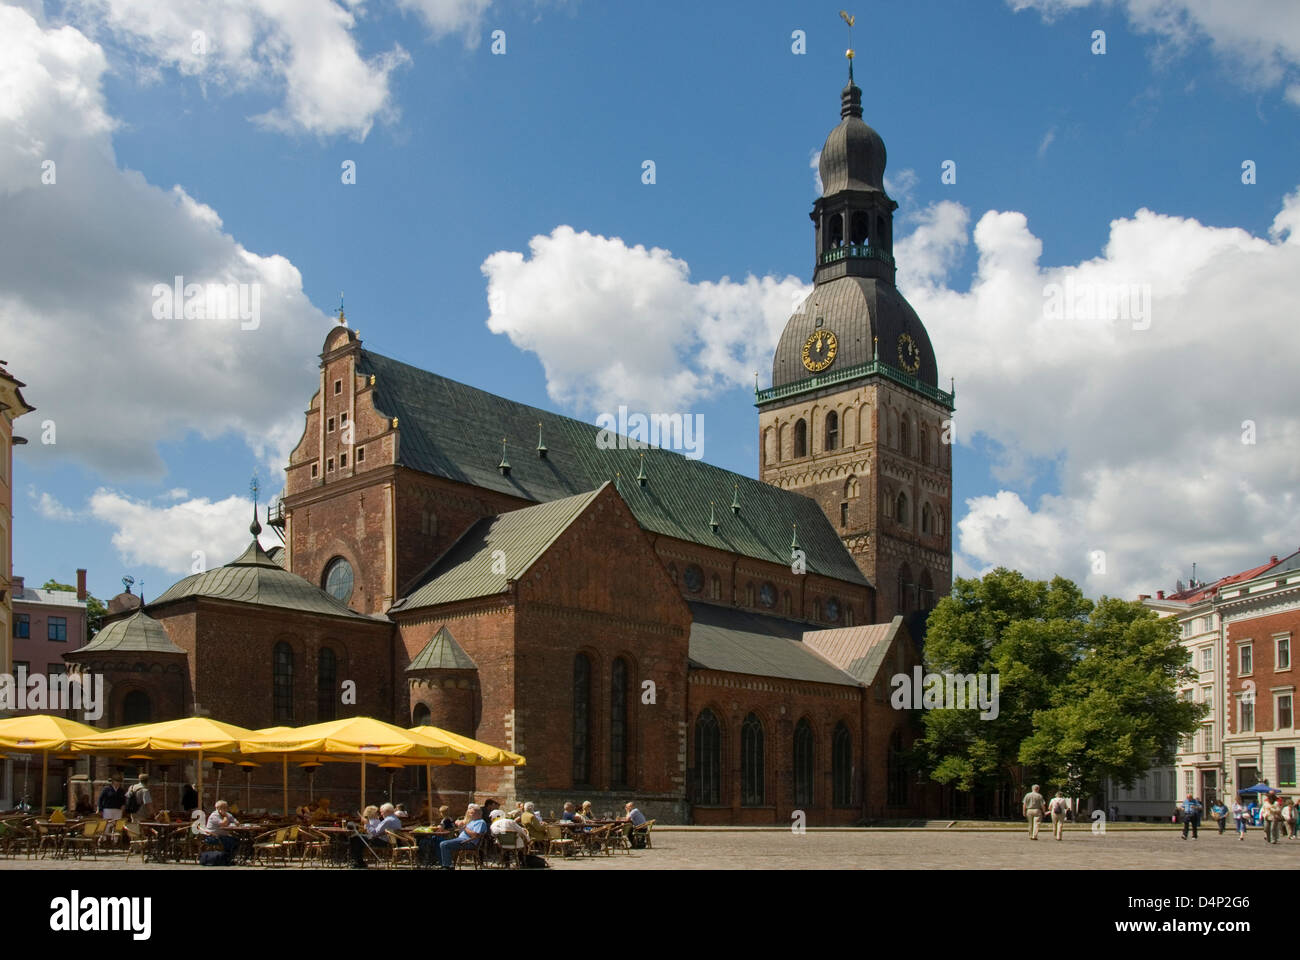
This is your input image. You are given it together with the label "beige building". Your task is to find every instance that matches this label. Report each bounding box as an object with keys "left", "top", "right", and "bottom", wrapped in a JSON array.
[{"left": 0, "top": 360, "right": 35, "bottom": 677}]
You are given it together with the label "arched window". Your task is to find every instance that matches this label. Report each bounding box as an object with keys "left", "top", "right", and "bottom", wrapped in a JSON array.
[
  {"left": 693, "top": 710, "right": 721, "bottom": 805},
  {"left": 825, "top": 410, "right": 839, "bottom": 451},
  {"left": 920, "top": 427, "right": 930, "bottom": 465},
  {"left": 896, "top": 492, "right": 909, "bottom": 525},
  {"left": 273, "top": 641, "right": 294, "bottom": 722},
  {"left": 794, "top": 419, "right": 808, "bottom": 458},
  {"left": 745, "top": 582, "right": 756, "bottom": 607},
  {"left": 793, "top": 718, "right": 814, "bottom": 807},
  {"left": 921, "top": 503, "right": 932, "bottom": 534},
  {"left": 897, "top": 563, "right": 912, "bottom": 614},
  {"left": 827, "top": 214, "right": 843, "bottom": 249},
  {"left": 122, "top": 690, "right": 152, "bottom": 726},
  {"left": 783, "top": 591, "right": 792, "bottom": 615},
  {"left": 763, "top": 427, "right": 776, "bottom": 466},
  {"left": 323, "top": 557, "right": 354, "bottom": 604},
  {"left": 573, "top": 653, "right": 592, "bottom": 785},
  {"left": 813, "top": 598, "right": 822, "bottom": 620},
  {"left": 937, "top": 507, "right": 946, "bottom": 539},
  {"left": 411, "top": 703, "right": 430, "bottom": 727},
  {"left": 920, "top": 570, "right": 935, "bottom": 612},
  {"left": 610, "top": 657, "right": 628, "bottom": 786},
  {"left": 845, "top": 605, "right": 855, "bottom": 627},
  {"left": 900, "top": 417, "right": 910, "bottom": 455},
  {"left": 850, "top": 211, "right": 869, "bottom": 245},
  {"left": 741, "top": 713, "right": 765, "bottom": 806},
  {"left": 887, "top": 730, "right": 908, "bottom": 806},
  {"left": 845, "top": 475, "right": 860, "bottom": 499},
  {"left": 710, "top": 574, "right": 721, "bottom": 600},
  {"left": 317, "top": 646, "right": 337, "bottom": 721},
  {"left": 832, "top": 722, "right": 853, "bottom": 807}
]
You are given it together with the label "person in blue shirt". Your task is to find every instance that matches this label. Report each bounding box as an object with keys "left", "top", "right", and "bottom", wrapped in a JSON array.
[
  {"left": 560, "top": 802, "right": 577, "bottom": 822},
  {"left": 1248, "top": 799, "right": 1260, "bottom": 825},
  {"left": 350, "top": 802, "right": 403, "bottom": 868},
  {"left": 1210, "top": 799, "right": 1229, "bottom": 834},
  {"left": 1179, "top": 794, "right": 1203, "bottom": 839},
  {"left": 624, "top": 802, "right": 647, "bottom": 827},
  {"left": 436, "top": 804, "right": 486, "bottom": 869}
]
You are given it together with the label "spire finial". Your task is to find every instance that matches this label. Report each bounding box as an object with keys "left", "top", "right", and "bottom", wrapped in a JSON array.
[
  {"left": 249, "top": 476, "right": 262, "bottom": 538},
  {"left": 498, "top": 437, "right": 511, "bottom": 475},
  {"left": 337, "top": 291, "right": 346, "bottom": 325},
  {"left": 730, "top": 483, "right": 740, "bottom": 515},
  {"left": 636, "top": 453, "right": 647, "bottom": 486},
  {"left": 791, "top": 522, "right": 800, "bottom": 551},
  {"left": 873, "top": 335, "right": 878, "bottom": 362},
  {"left": 840, "top": 10, "right": 856, "bottom": 83},
  {"left": 536, "top": 422, "right": 547, "bottom": 458},
  {"left": 709, "top": 501, "right": 719, "bottom": 532}
]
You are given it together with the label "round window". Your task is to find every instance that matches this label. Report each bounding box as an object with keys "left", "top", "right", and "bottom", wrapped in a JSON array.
[
  {"left": 825, "top": 598, "right": 840, "bottom": 622},
  {"left": 324, "top": 557, "right": 354, "bottom": 603},
  {"left": 759, "top": 582, "right": 777, "bottom": 608},
  {"left": 683, "top": 564, "right": 704, "bottom": 593}
]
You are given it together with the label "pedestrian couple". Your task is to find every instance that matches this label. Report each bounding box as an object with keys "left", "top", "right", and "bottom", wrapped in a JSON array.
[{"left": 1022, "top": 785, "right": 1070, "bottom": 840}]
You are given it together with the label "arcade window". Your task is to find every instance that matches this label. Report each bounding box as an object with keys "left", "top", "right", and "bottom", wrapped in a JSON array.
[{"left": 48, "top": 617, "right": 67, "bottom": 642}]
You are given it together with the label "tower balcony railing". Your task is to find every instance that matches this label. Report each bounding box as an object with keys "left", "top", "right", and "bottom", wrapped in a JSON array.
[
  {"left": 267, "top": 499, "right": 286, "bottom": 526},
  {"left": 817, "top": 244, "right": 895, "bottom": 267},
  {"left": 755, "top": 359, "right": 955, "bottom": 409}
]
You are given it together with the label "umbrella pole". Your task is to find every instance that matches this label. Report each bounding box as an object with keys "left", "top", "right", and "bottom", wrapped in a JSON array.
[
  {"left": 282, "top": 756, "right": 288, "bottom": 818},
  {"left": 197, "top": 750, "right": 204, "bottom": 814},
  {"left": 360, "top": 760, "right": 366, "bottom": 814},
  {"left": 426, "top": 763, "right": 433, "bottom": 826},
  {"left": 246, "top": 771, "right": 252, "bottom": 812},
  {"left": 41, "top": 751, "right": 48, "bottom": 816}
]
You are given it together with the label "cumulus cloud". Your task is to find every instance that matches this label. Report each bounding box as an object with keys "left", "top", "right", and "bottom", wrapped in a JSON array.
[
  {"left": 1, "top": 5, "right": 329, "bottom": 479},
  {"left": 1009, "top": 0, "right": 1300, "bottom": 101},
  {"left": 482, "top": 225, "right": 808, "bottom": 414},
  {"left": 88, "top": 489, "right": 279, "bottom": 575},
  {"left": 65, "top": 0, "right": 411, "bottom": 139},
  {"left": 395, "top": 0, "right": 494, "bottom": 43},
  {"left": 897, "top": 187, "right": 1300, "bottom": 597}
]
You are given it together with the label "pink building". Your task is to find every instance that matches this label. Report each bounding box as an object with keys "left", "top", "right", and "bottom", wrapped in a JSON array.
[{"left": 11, "top": 570, "right": 90, "bottom": 708}]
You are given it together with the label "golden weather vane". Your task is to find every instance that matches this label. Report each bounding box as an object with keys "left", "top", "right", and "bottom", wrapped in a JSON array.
[{"left": 840, "top": 10, "right": 856, "bottom": 76}]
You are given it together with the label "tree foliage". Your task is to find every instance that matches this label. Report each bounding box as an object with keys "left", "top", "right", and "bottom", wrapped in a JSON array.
[{"left": 40, "top": 579, "right": 108, "bottom": 637}]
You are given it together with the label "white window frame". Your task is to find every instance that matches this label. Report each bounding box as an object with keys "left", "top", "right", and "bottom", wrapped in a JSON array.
[
  {"left": 1276, "top": 634, "right": 1291, "bottom": 671},
  {"left": 1275, "top": 691, "right": 1294, "bottom": 731},
  {"left": 1239, "top": 642, "right": 1253, "bottom": 677}
]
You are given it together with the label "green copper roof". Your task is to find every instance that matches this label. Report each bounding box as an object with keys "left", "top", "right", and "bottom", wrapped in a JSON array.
[
  {"left": 359, "top": 349, "right": 867, "bottom": 587},
  {"left": 686, "top": 602, "right": 860, "bottom": 688},
  {"left": 151, "top": 538, "right": 373, "bottom": 619},
  {"left": 406, "top": 626, "right": 477, "bottom": 672},
  {"left": 69, "top": 609, "right": 185, "bottom": 656},
  {"left": 393, "top": 487, "right": 604, "bottom": 611}
]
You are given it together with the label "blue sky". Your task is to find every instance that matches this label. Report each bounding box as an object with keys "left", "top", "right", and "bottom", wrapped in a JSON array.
[{"left": 5, "top": 0, "right": 1300, "bottom": 605}]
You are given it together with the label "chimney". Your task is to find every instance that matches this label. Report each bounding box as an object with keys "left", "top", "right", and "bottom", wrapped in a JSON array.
[
  {"left": 1156, "top": 590, "right": 1165, "bottom": 600},
  {"left": 1138, "top": 594, "right": 1151, "bottom": 601},
  {"left": 1270, "top": 555, "right": 1278, "bottom": 564},
  {"left": 76, "top": 568, "right": 87, "bottom": 601},
  {"left": 12, "top": 575, "right": 23, "bottom": 595}
]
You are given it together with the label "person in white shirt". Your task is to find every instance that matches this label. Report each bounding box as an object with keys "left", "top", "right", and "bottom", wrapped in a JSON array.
[
  {"left": 489, "top": 809, "right": 529, "bottom": 865},
  {"left": 1232, "top": 800, "right": 1248, "bottom": 840},
  {"left": 1048, "top": 792, "right": 1070, "bottom": 841},
  {"left": 205, "top": 800, "right": 240, "bottom": 859}
]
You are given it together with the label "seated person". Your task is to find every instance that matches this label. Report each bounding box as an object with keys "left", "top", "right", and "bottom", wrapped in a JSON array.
[
  {"left": 434, "top": 804, "right": 487, "bottom": 869},
  {"left": 560, "top": 801, "right": 578, "bottom": 822},
  {"left": 481, "top": 798, "right": 500, "bottom": 823},
  {"left": 490, "top": 809, "right": 530, "bottom": 861},
  {"left": 438, "top": 805, "right": 455, "bottom": 831},
  {"left": 310, "top": 798, "right": 333, "bottom": 823},
  {"left": 394, "top": 803, "right": 410, "bottom": 820},
  {"left": 73, "top": 792, "right": 95, "bottom": 817},
  {"left": 576, "top": 801, "right": 596, "bottom": 822},
  {"left": 205, "top": 800, "right": 241, "bottom": 859},
  {"left": 520, "top": 802, "right": 547, "bottom": 848},
  {"left": 624, "top": 801, "right": 647, "bottom": 827},
  {"left": 349, "top": 803, "right": 402, "bottom": 869}
]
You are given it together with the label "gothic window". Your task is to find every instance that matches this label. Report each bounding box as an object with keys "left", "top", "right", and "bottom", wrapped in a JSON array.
[
  {"left": 832, "top": 722, "right": 853, "bottom": 807},
  {"left": 273, "top": 642, "right": 294, "bottom": 723},
  {"left": 825, "top": 411, "right": 839, "bottom": 451},
  {"left": 814, "top": 598, "right": 823, "bottom": 620},
  {"left": 745, "top": 582, "right": 756, "bottom": 607},
  {"left": 841, "top": 502, "right": 849, "bottom": 527},
  {"left": 783, "top": 591, "right": 792, "bottom": 615},
  {"left": 694, "top": 710, "right": 721, "bottom": 805},
  {"left": 412, "top": 702, "right": 430, "bottom": 727},
  {"left": 611, "top": 657, "right": 629, "bottom": 786},
  {"left": 920, "top": 570, "right": 935, "bottom": 612},
  {"left": 421, "top": 509, "right": 438, "bottom": 537},
  {"left": 884, "top": 489, "right": 893, "bottom": 519},
  {"left": 845, "top": 476, "right": 860, "bottom": 499},
  {"left": 710, "top": 574, "right": 721, "bottom": 600},
  {"left": 741, "top": 713, "right": 765, "bottom": 806},
  {"left": 317, "top": 646, "right": 337, "bottom": 721},
  {"left": 794, "top": 419, "right": 808, "bottom": 458},
  {"left": 843, "top": 407, "right": 855, "bottom": 447},
  {"left": 921, "top": 503, "right": 932, "bottom": 534},
  {"left": 897, "top": 563, "right": 912, "bottom": 614},
  {"left": 763, "top": 427, "right": 776, "bottom": 466},
  {"left": 793, "top": 718, "right": 814, "bottom": 807},
  {"left": 324, "top": 557, "right": 353, "bottom": 603},
  {"left": 777, "top": 423, "right": 787, "bottom": 462},
  {"left": 573, "top": 653, "right": 592, "bottom": 785},
  {"left": 827, "top": 214, "right": 843, "bottom": 249},
  {"left": 920, "top": 427, "right": 930, "bottom": 465},
  {"left": 900, "top": 416, "right": 910, "bottom": 455},
  {"left": 845, "top": 606, "right": 855, "bottom": 627},
  {"left": 896, "top": 492, "right": 909, "bottom": 525},
  {"left": 887, "top": 730, "right": 908, "bottom": 806},
  {"left": 122, "top": 690, "right": 152, "bottom": 726}
]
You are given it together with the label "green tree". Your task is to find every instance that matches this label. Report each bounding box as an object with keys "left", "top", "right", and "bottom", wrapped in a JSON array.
[
  {"left": 40, "top": 579, "right": 108, "bottom": 637},
  {"left": 915, "top": 568, "right": 1202, "bottom": 803}
]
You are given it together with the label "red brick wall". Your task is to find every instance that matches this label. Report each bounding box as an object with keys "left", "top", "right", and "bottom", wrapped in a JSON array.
[{"left": 1227, "top": 608, "right": 1298, "bottom": 733}]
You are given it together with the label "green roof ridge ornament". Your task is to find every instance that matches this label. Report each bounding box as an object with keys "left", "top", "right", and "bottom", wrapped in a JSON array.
[
  {"left": 730, "top": 483, "right": 740, "bottom": 515},
  {"left": 249, "top": 475, "right": 262, "bottom": 538},
  {"left": 636, "top": 453, "right": 647, "bottom": 486},
  {"left": 791, "top": 522, "right": 800, "bottom": 552},
  {"left": 709, "top": 501, "right": 719, "bottom": 532},
  {"left": 498, "top": 437, "right": 510, "bottom": 476},
  {"left": 536, "top": 421, "right": 547, "bottom": 458}
]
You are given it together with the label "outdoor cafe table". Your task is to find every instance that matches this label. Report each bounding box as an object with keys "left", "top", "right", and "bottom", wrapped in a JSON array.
[
  {"left": 138, "top": 822, "right": 188, "bottom": 863},
  {"left": 35, "top": 820, "right": 84, "bottom": 858}
]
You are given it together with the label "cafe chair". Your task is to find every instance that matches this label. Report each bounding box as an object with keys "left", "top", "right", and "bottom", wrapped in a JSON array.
[
  {"left": 386, "top": 830, "right": 419, "bottom": 868},
  {"left": 493, "top": 830, "right": 525, "bottom": 868},
  {"left": 545, "top": 823, "right": 576, "bottom": 859}
]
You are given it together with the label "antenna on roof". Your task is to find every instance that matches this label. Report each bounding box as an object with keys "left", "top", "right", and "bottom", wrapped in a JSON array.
[
  {"left": 536, "top": 422, "right": 547, "bottom": 458},
  {"left": 731, "top": 483, "right": 740, "bottom": 515},
  {"left": 709, "top": 501, "right": 719, "bottom": 532},
  {"left": 636, "top": 453, "right": 647, "bottom": 487},
  {"left": 498, "top": 438, "right": 511, "bottom": 476}
]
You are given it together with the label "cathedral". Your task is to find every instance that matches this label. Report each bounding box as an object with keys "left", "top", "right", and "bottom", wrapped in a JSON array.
[{"left": 68, "top": 72, "right": 952, "bottom": 824}]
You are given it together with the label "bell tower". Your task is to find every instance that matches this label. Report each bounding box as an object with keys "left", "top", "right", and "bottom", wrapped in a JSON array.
[{"left": 757, "top": 56, "right": 954, "bottom": 632}]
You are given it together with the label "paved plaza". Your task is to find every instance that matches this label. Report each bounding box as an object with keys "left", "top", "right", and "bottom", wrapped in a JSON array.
[{"left": 2, "top": 825, "right": 1295, "bottom": 870}]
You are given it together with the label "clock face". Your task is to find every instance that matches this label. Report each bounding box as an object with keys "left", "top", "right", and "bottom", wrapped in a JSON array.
[
  {"left": 802, "top": 329, "right": 838, "bottom": 372},
  {"left": 897, "top": 332, "right": 921, "bottom": 374}
]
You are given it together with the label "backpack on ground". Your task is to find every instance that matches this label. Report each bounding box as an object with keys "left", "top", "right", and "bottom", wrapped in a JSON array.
[
  {"left": 124, "top": 788, "right": 141, "bottom": 816},
  {"left": 199, "top": 849, "right": 231, "bottom": 866}
]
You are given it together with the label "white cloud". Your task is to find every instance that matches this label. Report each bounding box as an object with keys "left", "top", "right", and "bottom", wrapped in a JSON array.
[
  {"left": 65, "top": 0, "right": 410, "bottom": 139},
  {"left": 1009, "top": 0, "right": 1300, "bottom": 101},
  {"left": 809, "top": 148, "right": 822, "bottom": 194},
  {"left": 1, "top": 6, "right": 329, "bottom": 479},
  {"left": 29, "top": 488, "right": 81, "bottom": 521},
  {"left": 395, "top": 0, "right": 494, "bottom": 43},
  {"left": 896, "top": 187, "right": 1300, "bottom": 597},
  {"left": 482, "top": 225, "right": 808, "bottom": 414},
  {"left": 88, "top": 489, "right": 278, "bottom": 575},
  {"left": 1037, "top": 126, "right": 1056, "bottom": 159}
]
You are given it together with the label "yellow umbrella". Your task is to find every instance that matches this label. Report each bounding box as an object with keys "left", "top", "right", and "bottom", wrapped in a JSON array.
[
  {"left": 408, "top": 724, "right": 525, "bottom": 823},
  {"left": 72, "top": 717, "right": 255, "bottom": 815},
  {"left": 239, "top": 717, "right": 465, "bottom": 814},
  {"left": 0, "top": 715, "right": 98, "bottom": 815}
]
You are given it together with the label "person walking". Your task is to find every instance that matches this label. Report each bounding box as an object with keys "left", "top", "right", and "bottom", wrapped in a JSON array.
[
  {"left": 125, "top": 774, "right": 154, "bottom": 824},
  {"left": 1210, "top": 799, "right": 1228, "bottom": 835},
  {"left": 1232, "top": 799, "right": 1249, "bottom": 840},
  {"left": 1283, "top": 797, "right": 1297, "bottom": 840},
  {"left": 97, "top": 775, "right": 126, "bottom": 823},
  {"left": 1179, "top": 793, "right": 1202, "bottom": 840},
  {"left": 1261, "top": 792, "right": 1284, "bottom": 844},
  {"left": 1049, "top": 791, "right": 1070, "bottom": 841},
  {"left": 1022, "top": 784, "right": 1046, "bottom": 840}
]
